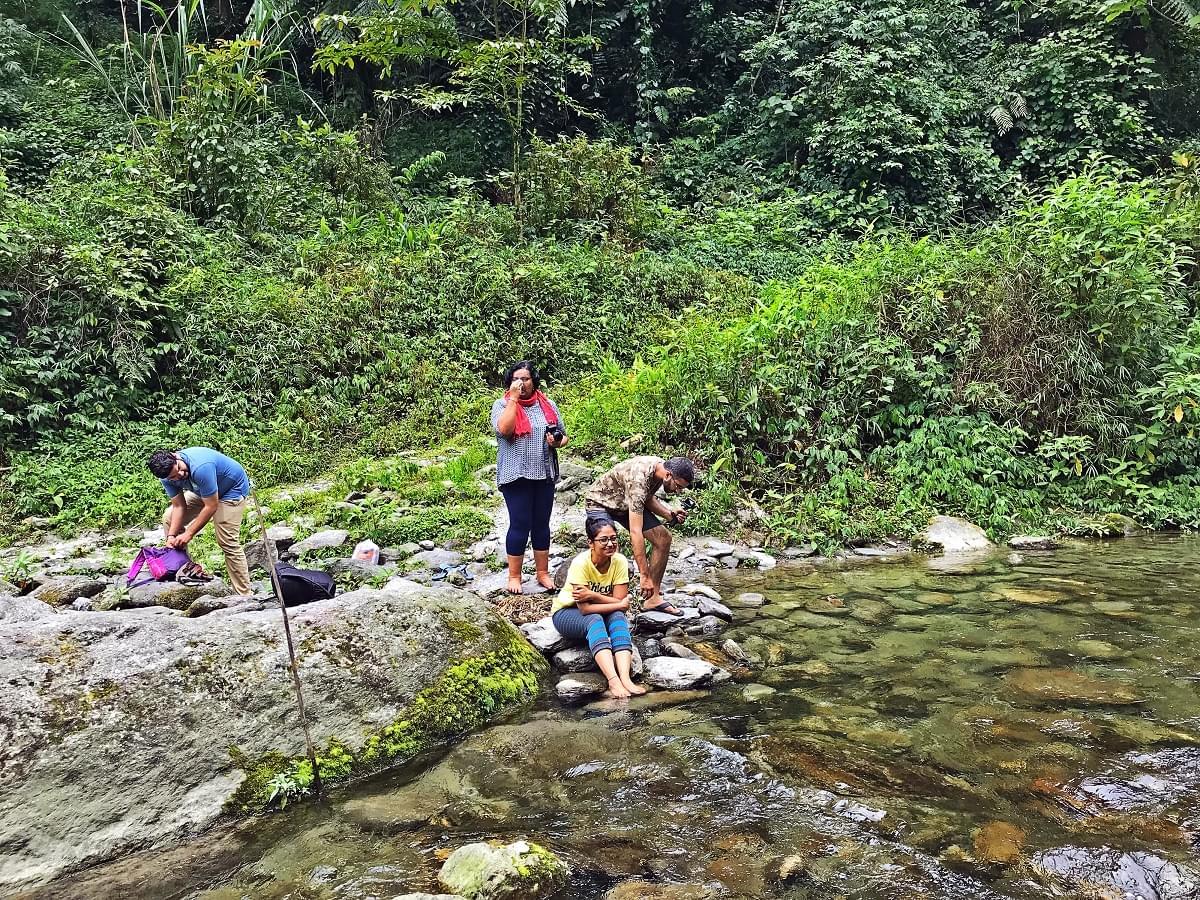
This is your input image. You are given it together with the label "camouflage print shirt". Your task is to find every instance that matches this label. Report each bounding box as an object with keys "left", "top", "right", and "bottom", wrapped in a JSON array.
[{"left": 584, "top": 455, "right": 663, "bottom": 513}]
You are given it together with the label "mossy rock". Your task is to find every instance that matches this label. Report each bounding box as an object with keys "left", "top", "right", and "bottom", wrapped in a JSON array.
[
  {"left": 438, "top": 840, "right": 568, "bottom": 900},
  {"left": 31, "top": 576, "right": 107, "bottom": 607}
]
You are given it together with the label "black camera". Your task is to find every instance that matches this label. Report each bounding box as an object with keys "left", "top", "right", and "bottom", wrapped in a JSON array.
[
  {"left": 679, "top": 496, "right": 697, "bottom": 511},
  {"left": 546, "top": 423, "right": 566, "bottom": 442}
]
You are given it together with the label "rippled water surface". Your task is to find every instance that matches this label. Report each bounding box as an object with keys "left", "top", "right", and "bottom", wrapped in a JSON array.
[{"left": 52, "top": 535, "right": 1200, "bottom": 899}]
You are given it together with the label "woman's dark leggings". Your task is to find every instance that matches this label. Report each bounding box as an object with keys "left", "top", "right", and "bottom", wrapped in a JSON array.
[
  {"left": 499, "top": 477, "right": 556, "bottom": 555},
  {"left": 552, "top": 607, "right": 633, "bottom": 657}
]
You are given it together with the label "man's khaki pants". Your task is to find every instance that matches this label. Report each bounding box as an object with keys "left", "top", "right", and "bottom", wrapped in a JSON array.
[{"left": 162, "top": 492, "right": 251, "bottom": 596}]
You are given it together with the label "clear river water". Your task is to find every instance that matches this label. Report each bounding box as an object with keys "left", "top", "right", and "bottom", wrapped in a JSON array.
[{"left": 43, "top": 534, "right": 1200, "bottom": 899}]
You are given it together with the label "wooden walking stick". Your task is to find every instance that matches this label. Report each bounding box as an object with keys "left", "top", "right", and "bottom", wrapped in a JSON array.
[{"left": 250, "top": 484, "right": 323, "bottom": 799}]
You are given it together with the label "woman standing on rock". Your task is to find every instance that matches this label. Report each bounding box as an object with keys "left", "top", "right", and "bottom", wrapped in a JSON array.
[
  {"left": 553, "top": 516, "right": 645, "bottom": 699},
  {"left": 492, "top": 360, "right": 567, "bottom": 595}
]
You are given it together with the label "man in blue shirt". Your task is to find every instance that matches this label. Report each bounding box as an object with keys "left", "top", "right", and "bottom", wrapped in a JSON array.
[{"left": 147, "top": 448, "right": 252, "bottom": 596}]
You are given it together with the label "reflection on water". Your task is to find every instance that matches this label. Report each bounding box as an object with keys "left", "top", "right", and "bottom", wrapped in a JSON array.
[{"left": 54, "top": 535, "right": 1200, "bottom": 899}]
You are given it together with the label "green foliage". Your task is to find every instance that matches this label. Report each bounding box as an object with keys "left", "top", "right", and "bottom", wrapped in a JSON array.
[{"left": 522, "top": 135, "right": 654, "bottom": 241}]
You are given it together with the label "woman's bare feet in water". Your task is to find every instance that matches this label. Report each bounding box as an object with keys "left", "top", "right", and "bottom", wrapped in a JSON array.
[
  {"left": 506, "top": 576, "right": 523, "bottom": 594},
  {"left": 604, "top": 676, "right": 632, "bottom": 699},
  {"left": 621, "top": 675, "right": 647, "bottom": 696}
]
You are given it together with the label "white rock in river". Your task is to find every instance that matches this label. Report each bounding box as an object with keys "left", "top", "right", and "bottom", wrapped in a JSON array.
[
  {"left": 919, "top": 515, "right": 993, "bottom": 554},
  {"left": 288, "top": 528, "right": 349, "bottom": 555},
  {"left": 641, "top": 657, "right": 724, "bottom": 690},
  {"left": 742, "top": 683, "right": 776, "bottom": 702}
]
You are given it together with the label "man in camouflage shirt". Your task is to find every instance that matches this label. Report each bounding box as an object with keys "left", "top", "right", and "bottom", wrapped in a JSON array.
[{"left": 584, "top": 455, "right": 695, "bottom": 614}]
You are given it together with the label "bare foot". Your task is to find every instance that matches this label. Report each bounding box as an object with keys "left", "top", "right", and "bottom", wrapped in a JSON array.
[
  {"left": 603, "top": 676, "right": 631, "bottom": 699},
  {"left": 622, "top": 677, "right": 647, "bottom": 696},
  {"left": 536, "top": 573, "right": 556, "bottom": 592},
  {"left": 506, "top": 576, "right": 523, "bottom": 594}
]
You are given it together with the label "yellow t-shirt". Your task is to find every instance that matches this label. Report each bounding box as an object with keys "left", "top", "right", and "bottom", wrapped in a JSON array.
[{"left": 552, "top": 551, "right": 630, "bottom": 613}]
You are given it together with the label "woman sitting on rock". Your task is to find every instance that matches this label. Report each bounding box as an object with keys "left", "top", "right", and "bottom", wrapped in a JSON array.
[
  {"left": 552, "top": 516, "right": 646, "bottom": 699},
  {"left": 492, "top": 360, "right": 567, "bottom": 595}
]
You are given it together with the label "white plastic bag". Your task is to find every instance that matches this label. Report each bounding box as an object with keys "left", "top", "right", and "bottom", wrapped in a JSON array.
[{"left": 352, "top": 539, "right": 380, "bottom": 566}]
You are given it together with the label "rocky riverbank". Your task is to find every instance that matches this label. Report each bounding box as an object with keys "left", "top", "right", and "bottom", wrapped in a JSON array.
[{"left": 0, "top": 448, "right": 1156, "bottom": 893}]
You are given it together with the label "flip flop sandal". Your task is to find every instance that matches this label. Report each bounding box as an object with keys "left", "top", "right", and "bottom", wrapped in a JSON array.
[{"left": 643, "top": 600, "right": 684, "bottom": 616}]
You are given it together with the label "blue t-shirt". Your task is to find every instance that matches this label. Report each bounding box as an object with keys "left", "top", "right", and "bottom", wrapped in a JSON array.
[{"left": 161, "top": 447, "right": 250, "bottom": 501}]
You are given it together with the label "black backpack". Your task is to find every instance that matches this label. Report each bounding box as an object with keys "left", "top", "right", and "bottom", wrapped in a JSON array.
[{"left": 274, "top": 564, "right": 336, "bottom": 607}]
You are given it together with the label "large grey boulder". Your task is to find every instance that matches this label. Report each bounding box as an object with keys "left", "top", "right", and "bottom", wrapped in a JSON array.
[
  {"left": 30, "top": 576, "right": 107, "bottom": 608},
  {"left": 919, "top": 516, "right": 993, "bottom": 554},
  {"left": 127, "top": 578, "right": 235, "bottom": 610},
  {"left": 0, "top": 585, "right": 545, "bottom": 891},
  {"left": 288, "top": 529, "right": 349, "bottom": 556}
]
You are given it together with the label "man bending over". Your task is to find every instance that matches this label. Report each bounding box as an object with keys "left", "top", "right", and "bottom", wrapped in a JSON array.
[
  {"left": 584, "top": 455, "right": 694, "bottom": 614},
  {"left": 147, "top": 447, "right": 252, "bottom": 597}
]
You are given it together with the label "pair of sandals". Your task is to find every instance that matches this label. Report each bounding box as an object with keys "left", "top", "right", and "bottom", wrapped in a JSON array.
[{"left": 176, "top": 561, "right": 213, "bottom": 587}]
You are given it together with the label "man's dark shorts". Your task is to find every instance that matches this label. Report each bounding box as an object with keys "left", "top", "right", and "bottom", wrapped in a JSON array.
[{"left": 587, "top": 506, "right": 662, "bottom": 532}]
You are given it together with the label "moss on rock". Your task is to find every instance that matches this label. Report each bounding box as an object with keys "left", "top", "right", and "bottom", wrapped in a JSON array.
[{"left": 227, "top": 625, "right": 546, "bottom": 812}]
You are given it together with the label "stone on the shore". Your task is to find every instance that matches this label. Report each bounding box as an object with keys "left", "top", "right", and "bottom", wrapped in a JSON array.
[
  {"left": 556, "top": 673, "right": 608, "bottom": 703},
  {"left": 410, "top": 549, "right": 464, "bottom": 570},
  {"left": 0, "top": 585, "right": 544, "bottom": 888},
  {"left": 552, "top": 647, "right": 595, "bottom": 673},
  {"left": 702, "top": 540, "right": 737, "bottom": 558},
  {"left": 395, "top": 894, "right": 467, "bottom": 900},
  {"left": 288, "top": 529, "right": 349, "bottom": 556},
  {"left": 686, "top": 615, "right": 726, "bottom": 637},
  {"left": 438, "top": 840, "right": 568, "bottom": 900},
  {"left": 641, "top": 657, "right": 723, "bottom": 690},
  {"left": 520, "top": 617, "right": 571, "bottom": 653},
  {"left": 635, "top": 608, "right": 699, "bottom": 632},
  {"left": 781, "top": 544, "right": 817, "bottom": 559},
  {"left": 729, "top": 592, "right": 766, "bottom": 609},
  {"left": 746, "top": 551, "right": 777, "bottom": 570},
  {"left": 664, "top": 641, "right": 699, "bottom": 660},
  {"left": 697, "top": 598, "right": 734, "bottom": 622},
  {"left": 30, "top": 576, "right": 107, "bottom": 608},
  {"left": 640, "top": 638, "right": 663, "bottom": 658},
  {"left": 419, "top": 540, "right": 437, "bottom": 551},
  {"left": 185, "top": 596, "right": 238, "bottom": 618},
  {"left": 244, "top": 525, "right": 297, "bottom": 573},
  {"left": 0, "top": 595, "right": 54, "bottom": 624},
  {"left": 128, "top": 578, "right": 234, "bottom": 611},
  {"left": 919, "top": 516, "right": 993, "bottom": 554},
  {"left": 679, "top": 583, "right": 722, "bottom": 602},
  {"left": 1008, "top": 535, "right": 1058, "bottom": 550}
]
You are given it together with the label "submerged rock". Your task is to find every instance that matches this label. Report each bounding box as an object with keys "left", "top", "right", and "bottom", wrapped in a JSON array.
[
  {"left": 0, "top": 585, "right": 544, "bottom": 889},
  {"left": 1005, "top": 667, "right": 1140, "bottom": 705},
  {"left": 994, "top": 586, "right": 1064, "bottom": 605},
  {"left": 438, "top": 840, "right": 568, "bottom": 900},
  {"left": 972, "top": 821, "right": 1024, "bottom": 865},
  {"left": 729, "top": 592, "right": 766, "bottom": 609},
  {"left": 1008, "top": 535, "right": 1058, "bottom": 550}
]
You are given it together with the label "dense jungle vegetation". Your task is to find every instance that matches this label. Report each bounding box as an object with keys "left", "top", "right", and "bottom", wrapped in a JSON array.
[{"left": 1, "top": 0, "right": 1198, "bottom": 549}]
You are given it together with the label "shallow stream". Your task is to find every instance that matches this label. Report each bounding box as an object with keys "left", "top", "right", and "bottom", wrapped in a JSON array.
[{"left": 43, "top": 535, "right": 1200, "bottom": 899}]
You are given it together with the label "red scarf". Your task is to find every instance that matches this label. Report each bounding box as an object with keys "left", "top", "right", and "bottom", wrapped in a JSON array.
[{"left": 512, "top": 390, "right": 559, "bottom": 437}]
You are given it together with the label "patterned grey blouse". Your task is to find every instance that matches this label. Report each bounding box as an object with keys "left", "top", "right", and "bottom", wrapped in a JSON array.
[{"left": 490, "top": 396, "right": 564, "bottom": 486}]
